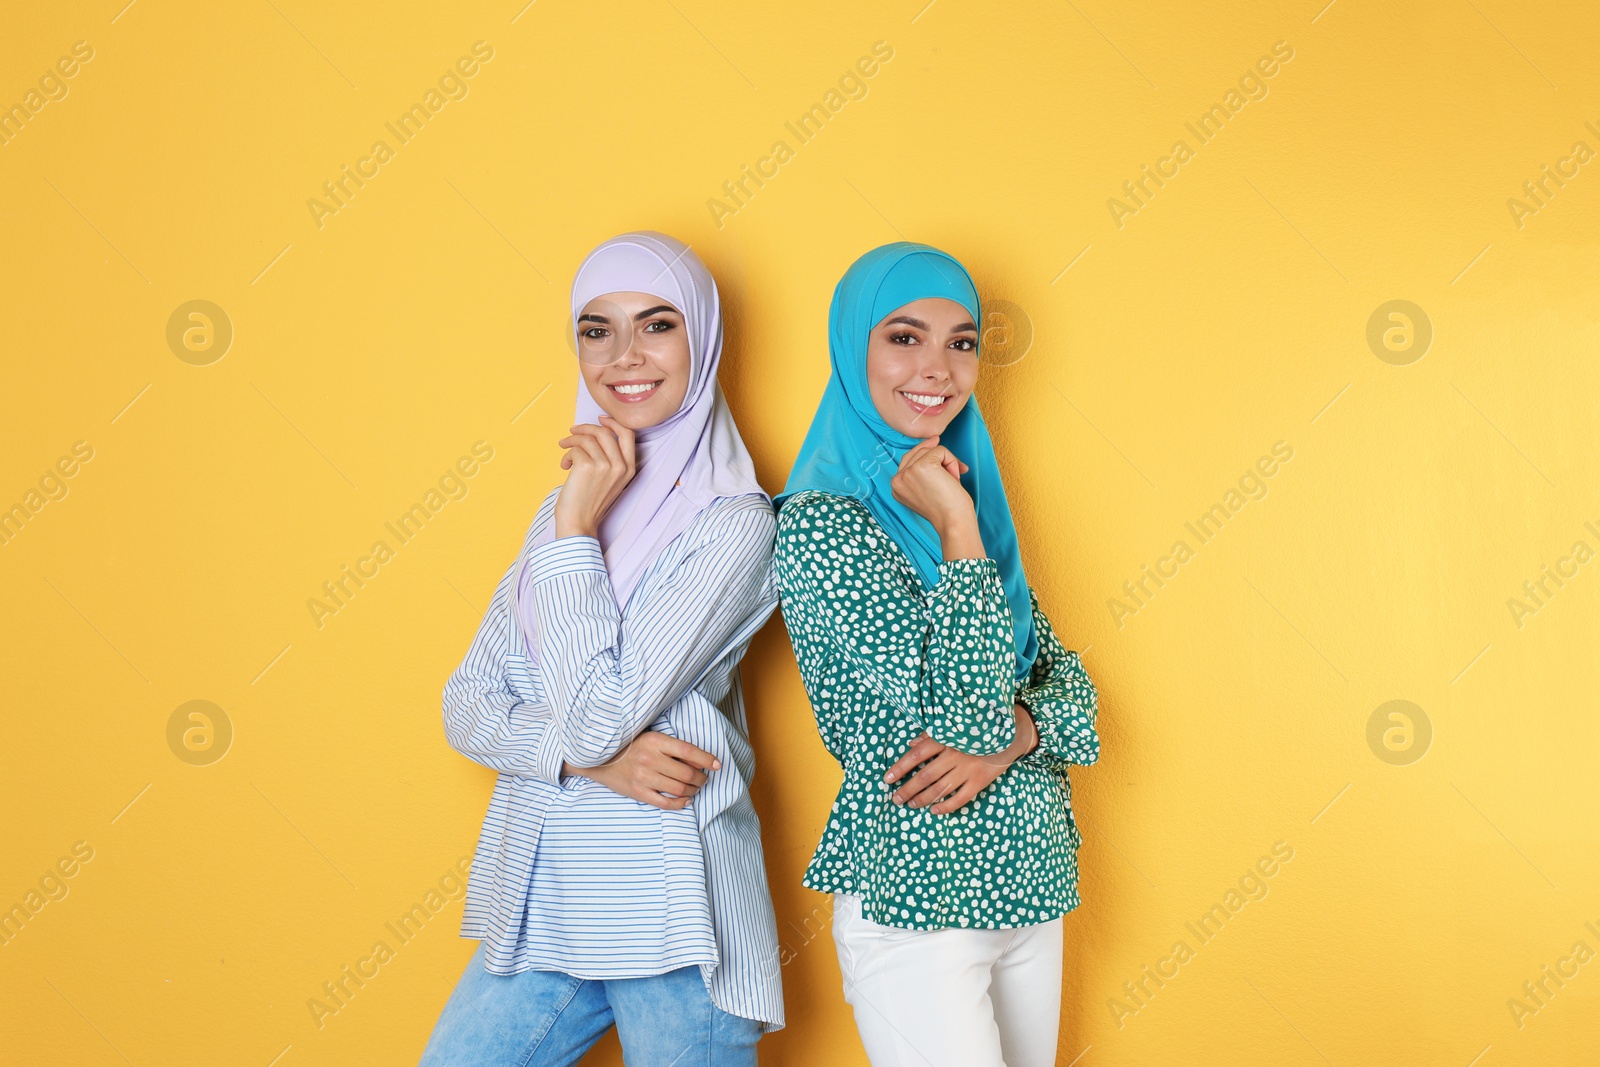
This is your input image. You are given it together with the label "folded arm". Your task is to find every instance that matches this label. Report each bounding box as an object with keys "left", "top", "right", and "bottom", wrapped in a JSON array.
[
  {"left": 529, "top": 495, "right": 778, "bottom": 769},
  {"left": 774, "top": 492, "right": 1018, "bottom": 758},
  {"left": 441, "top": 555, "right": 566, "bottom": 786},
  {"left": 1014, "top": 587, "right": 1100, "bottom": 769}
]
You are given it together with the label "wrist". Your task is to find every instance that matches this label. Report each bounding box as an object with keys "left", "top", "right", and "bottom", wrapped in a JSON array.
[
  {"left": 936, "top": 511, "right": 985, "bottom": 560},
  {"left": 553, "top": 515, "right": 599, "bottom": 540},
  {"left": 930, "top": 503, "right": 973, "bottom": 536},
  {"left": 1008, "top": 706, "right": 1039, "bottom": 761}
]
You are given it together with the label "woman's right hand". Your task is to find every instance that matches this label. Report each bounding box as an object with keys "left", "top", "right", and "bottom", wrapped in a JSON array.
[
  {"left": 565, "top": 732, "right": 720, "bottom": 810},
  {"left": 553, "top": 414, "right": 636, "bottom": 539},
  {"left": 890, "top": 436, "right": 985, "bottom": 559}
]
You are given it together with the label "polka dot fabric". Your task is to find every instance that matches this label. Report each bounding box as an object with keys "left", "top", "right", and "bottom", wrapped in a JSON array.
[{"left": 774, "top": 490, "right": 1101, "bottom": 930}]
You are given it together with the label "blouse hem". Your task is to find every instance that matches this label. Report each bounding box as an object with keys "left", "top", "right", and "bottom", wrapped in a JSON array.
[
  {"left": 453, "top": 928, "right": 785, "bottom": 1030},
  {"left": 799, "top": 875, "right": 1082, "bottom": 932}
]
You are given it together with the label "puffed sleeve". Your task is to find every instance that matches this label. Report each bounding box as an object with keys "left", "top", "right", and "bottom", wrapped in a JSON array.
[
  {"left": 1014, "top": 587, "right": 1100, "bottom": 769},
  {"left": 774, "top": 491, "right": 1019, "bottom": 758}
]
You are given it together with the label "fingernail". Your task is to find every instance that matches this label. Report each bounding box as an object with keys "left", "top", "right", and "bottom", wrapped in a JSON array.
[{"left": 711, "top": 760, "right": 722, "bottom": 770}]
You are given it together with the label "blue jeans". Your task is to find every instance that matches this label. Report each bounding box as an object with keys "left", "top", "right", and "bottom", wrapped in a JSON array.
[{"left": 417, "top": 942, "right": 762, "bottom": 1067}]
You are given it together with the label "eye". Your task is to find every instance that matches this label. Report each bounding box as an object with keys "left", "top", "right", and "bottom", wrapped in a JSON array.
[
  {"left": 950, "top": 337, "right": 977, "bottom": 352},
  {"left": 888, "top": 331, "right": 919, "bottom": 345},
  {"left": 642, "top": 319, "right": 677, "bottom": 334},
  {"left": 581, "top": 326, "right": 610, "bottom": 340}
]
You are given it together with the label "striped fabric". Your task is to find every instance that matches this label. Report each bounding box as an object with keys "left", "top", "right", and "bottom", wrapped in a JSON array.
[{"left": 442, "top": 489, "right": 786, "bottom": 1031}]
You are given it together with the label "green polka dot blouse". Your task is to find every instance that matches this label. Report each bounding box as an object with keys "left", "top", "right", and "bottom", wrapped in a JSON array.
[{"left": 773, "top": 490, "right": 1101, "bottom": 931}]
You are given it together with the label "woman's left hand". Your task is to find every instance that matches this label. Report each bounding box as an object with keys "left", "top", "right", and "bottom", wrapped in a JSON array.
[{"left": 884, "top": 703, "right": 1039, "bottom": 815}]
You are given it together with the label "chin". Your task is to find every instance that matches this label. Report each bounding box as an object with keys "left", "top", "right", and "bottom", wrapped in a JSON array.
[
  {"left": 895, "top": 414, "right": 957, "bottom": 438},
  {"left": 610, "top": 406, "right": 664, "bottom": 430}
]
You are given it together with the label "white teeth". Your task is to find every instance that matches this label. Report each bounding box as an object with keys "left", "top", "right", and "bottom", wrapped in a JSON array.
[
  {"left": 902, "top": 391, "right": 947, "bottom": 406},
  {"left": 612, "top": 382, "right": 658, "bottom": 395}
]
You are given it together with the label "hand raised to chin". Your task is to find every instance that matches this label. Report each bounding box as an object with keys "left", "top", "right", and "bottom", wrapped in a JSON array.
[{"left": 553, "top": 414, "right": 636, "bottom": 538}]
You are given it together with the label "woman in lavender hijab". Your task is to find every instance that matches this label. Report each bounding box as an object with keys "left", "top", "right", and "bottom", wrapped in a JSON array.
[{"left": 422, "top": 233, "right": 783, "bottom": 1066}]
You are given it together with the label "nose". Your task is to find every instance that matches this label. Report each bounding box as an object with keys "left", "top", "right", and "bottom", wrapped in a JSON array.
[
  {"left": 918, "top": 351, "right": 953, "bottom": 383},
  {"left": 611, "top": 334, "right": 646, "bottom": 368}
]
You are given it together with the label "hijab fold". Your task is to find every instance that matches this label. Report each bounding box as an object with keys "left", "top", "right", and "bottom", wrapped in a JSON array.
[
  {"left": 775, "top": 242, "right": 1038, "bottom": 682},
  {"left": 517, "top": 232, "right": 765, "bottom": 664}
]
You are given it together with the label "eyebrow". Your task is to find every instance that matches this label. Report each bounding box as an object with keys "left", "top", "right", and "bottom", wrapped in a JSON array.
[
  {"left": 577, "top": 305, "right": 681, "bottom": 325},
  {"left": 881, "top": 315, "right": 978, "bottom": 334}
]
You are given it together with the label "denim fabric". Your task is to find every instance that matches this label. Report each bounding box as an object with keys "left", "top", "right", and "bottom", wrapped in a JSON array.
[{"left": 418, "top": 942, "right": 762, "bottom": 1067}]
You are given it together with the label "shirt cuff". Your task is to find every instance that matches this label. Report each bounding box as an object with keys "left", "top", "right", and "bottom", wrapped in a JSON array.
[
  {"left": 534, "top": 724, "right": 571, "bottom": 788},
  {"left": 930, "top": 556, "right": 1003, "bottom": 601},
  {"left": 935, "top": 556, "right": 1000, "bottom": 578},
  {"left": 527, "top": 534, "right": 606, "bottom": 585}
]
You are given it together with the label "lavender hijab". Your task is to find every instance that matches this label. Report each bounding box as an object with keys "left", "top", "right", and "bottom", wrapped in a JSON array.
[{"left": 514, "top": 232, "right": 765, "bottom": 663}]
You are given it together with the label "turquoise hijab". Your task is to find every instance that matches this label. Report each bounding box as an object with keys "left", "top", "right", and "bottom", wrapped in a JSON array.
[{"left": 776, "top": 242, "right": 1038, "bottom": 683}]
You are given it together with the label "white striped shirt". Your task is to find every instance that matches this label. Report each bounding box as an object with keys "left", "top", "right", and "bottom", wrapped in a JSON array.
[{"left": 442, "top": 489, "right": 785, "bottom": 1030}]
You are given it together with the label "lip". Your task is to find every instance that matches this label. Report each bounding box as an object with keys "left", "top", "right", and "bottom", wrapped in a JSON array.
[
  {"left": 606, "top": 379, "right": 663, "bottom": 403},
  {"left": 897, "top": 389, "right": 952, "bottom": 416}
]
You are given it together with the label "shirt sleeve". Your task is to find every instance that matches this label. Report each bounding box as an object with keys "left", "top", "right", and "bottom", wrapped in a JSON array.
[
  {"left": 774, "top": 492, "right": 1018, "bottom": 758},
  {"left": 528, "top": 495, "right": 779, "bottom": 769},
  {"left": 440, "top": 552, "right": 566, "bottom": 787},
  {"left": 1014, "top": 586, "right": 1101, "bottom": 769}
]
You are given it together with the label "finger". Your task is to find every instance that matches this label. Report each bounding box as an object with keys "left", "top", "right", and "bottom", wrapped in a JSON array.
[
  {"left": 577, "top": 421, "right": 626, "bottom": 469},
  {"left": 931, "top": 782, "right": 981, "bottom": 815},
  {"left": 918, "top": 447, "right": 959, "bottom": 480},
  {"left": 659, "top": 736, "right": 721, "bottom": 772},
  {"left": 567, "top": 434, "right": 607, "bottom": 466},
  {"left": 884, "top": 735, "right": 943, "bottom": 783},
  {"left": 561, "top": 432, "right": 599, "bottom": 455},
  {"left": 885, "top": 751, "right": 929, "bottom": 786},
  {"left": 897, "top": 437, "right": 939, "bottom": 472},
  {"left": 653, "top": 759, "right": 709, "bottom": 790},
  {"left": 893, "top": 753, "right": 959, "bottom": 805},
  {"left": 569, "top": 423, "right": 615, "bottom": 444},
  {"left": 634, "top": 789, "right": 691, "bottom": 811},
  {"left": 904, "top": 440, "right": 942, "bottom": 468},
  {"left": 902, "top": 767, "right": 960, "bottom": 809},
  {"left": 915, "top": 767, "right": 960, "bottom": 809},
  {"left": 566, "top": 425, "right": 615, "bottom": 448},
  {"left": 599, "top": 415, "right": 637, "bottom": 472},
  {"left": 887, "top": 736, "right": 945, "bottom": 783},
  {"left": 568, "top": 424, "right": 623, "bottom": 472},
  {"left": 650, "top": 771, "right": 703, "bottom": 796},
  {"left": 926, "top": 447, "right": 962, "bottom": 478}
]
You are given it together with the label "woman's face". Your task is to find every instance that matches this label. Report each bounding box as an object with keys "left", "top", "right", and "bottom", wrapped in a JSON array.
[
  {"left": 575, "top": 290, "right": 692, "bottom": 430},
  {"left": 864, "top": 297, "right": 980, "bottom": 438}
]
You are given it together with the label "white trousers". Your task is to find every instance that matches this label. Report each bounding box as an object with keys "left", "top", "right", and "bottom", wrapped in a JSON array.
[{"left": 831, "top": 893, "right": 1064, "bottom": 1067}]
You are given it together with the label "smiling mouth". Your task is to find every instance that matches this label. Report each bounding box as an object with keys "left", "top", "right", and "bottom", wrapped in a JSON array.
[
  {"left": 607, "top": 380, "right": 662, "bottom": 402},
  {"left": 898, "top": 389, "right": 952, "bottom": 415}
]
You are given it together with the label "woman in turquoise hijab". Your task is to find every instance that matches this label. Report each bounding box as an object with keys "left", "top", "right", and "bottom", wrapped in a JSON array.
[{"left": 772, "top": 243, "right": 1102, "bottom": 1067}]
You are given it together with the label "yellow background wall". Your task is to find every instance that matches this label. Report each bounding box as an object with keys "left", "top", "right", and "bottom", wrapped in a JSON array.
[{"left": 3, "top": 0, "right": 1596, "bottom": 1063}]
